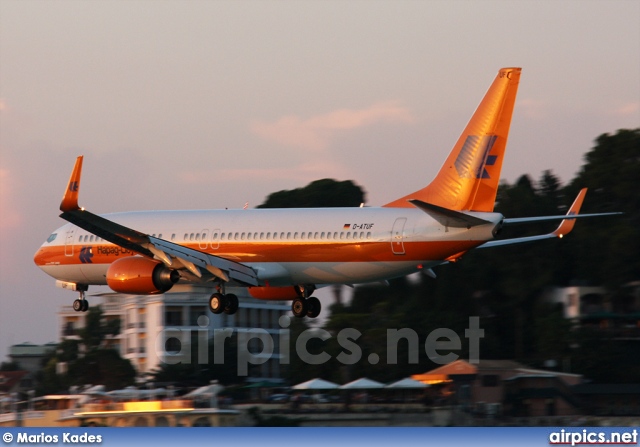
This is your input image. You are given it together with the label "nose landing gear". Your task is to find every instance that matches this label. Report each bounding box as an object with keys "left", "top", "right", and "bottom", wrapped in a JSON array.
[{"left": 72, "top": 286, "right": 89, "bottom": 312}]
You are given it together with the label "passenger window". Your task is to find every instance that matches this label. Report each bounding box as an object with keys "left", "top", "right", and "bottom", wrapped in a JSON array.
[
  {"left": 247, "top": 233, "right": 252, "bottom": 240},
  {"left": 300, "top": 232, "right": 305, "bottom": 240},
  {"left": 241, "top": 232, "right": 246, "bottom": 240},
  {"left": 213, "top": 233, "right": 218, "bottom": 239},
  {"left": 294, "top": 232, "right": 298, "bottom": 240},
  {"left": 234, "top": 233, "right": 239, "bottom": 240},
  {"left": 360, "top": 232, "right": 364, "bottom": 239},
  {"left": 340, "top": 233, "right": 344, "bottom": 240},
  {"left": 195, "top": 233, "right": 200, "bottom": 241},
  {"left": 281, "top": 232, "right": 285, "bottom": 239},
  {"left": 314, "top": 232, "right": 319, "bottom": 239},
  {"left": 171, "top": 234, "right": 175, "bottom": 241},
  {"left": 159, "top": 233, "right": 163, "bottom": 239},
  {"left": 90, "top": 235, "right": 94, "bottom": 242},
  {"left": 287, "top": 232, "right": 291, "bottom": 239},
  {"left": 367, "top": 232, "right": 372, "bottom": 239},
  {"left": 184, "top": 233, "right": 188, "bottom": 240},
  {"left": 266, "top": 232, "right": 271, "bottom": 239}
]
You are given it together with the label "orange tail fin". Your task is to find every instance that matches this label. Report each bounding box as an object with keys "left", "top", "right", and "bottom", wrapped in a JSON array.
[{"left": 384, "top": 67, "right": 521, "bottom": 211}]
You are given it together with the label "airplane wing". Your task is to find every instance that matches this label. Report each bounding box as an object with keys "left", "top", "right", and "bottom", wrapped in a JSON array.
[
  {"left": 479, "top": 188, "right": 621, "bottom": 249},
  {"left": 58, "top": 156, "right": 259, "bottom": 286}
]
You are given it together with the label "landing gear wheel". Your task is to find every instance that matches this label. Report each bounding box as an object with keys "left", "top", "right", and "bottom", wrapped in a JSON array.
[
  {"left": 306, "top": 296, "right": 321, "bottom": 318},
  {"left": 73, "top": 299, "right": 83, "bottom": 312},
  {"left": 224, "top": 294, "right": 239, "bottom": 315},
  {"left": 81, "top": 299, "right": 89, "bottom": 312},
  {"left": 209, "top": 293, "right": 227, "bottom": 314},
  {"left": 292, "top": 298, "right": 308, "bottom": 318}
]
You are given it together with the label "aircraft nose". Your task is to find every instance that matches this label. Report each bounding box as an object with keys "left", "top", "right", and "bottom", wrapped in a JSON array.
[{"left": 33, "top": 246, "right": 46, "bottom": 267}]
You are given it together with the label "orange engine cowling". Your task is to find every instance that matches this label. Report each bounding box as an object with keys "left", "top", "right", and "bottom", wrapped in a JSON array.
[
  {"left": 249, "top": 286, "right": 300, "bottom": 301},
  {"left": 106, "top": 257, "right": 179, "bottom": 294}
]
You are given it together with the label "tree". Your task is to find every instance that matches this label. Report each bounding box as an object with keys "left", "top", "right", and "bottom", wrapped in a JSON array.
[
  {"left": 150, "top": 331, "right": 242, "bottom": 386},
  {"left": 80, "top": 307, "right": 120, "bottom": 350},
  {"left": 565, "top": 129, "right": 640, "bottom": 286},
  {"left": 67, "top": 349, "right": 136, "bottom": 390},
  {"left": 258, "top": 179, "right": 366, "bottom": 208},
  {"left": 322, "top": 128, "right": 639, "bottom": 382}
]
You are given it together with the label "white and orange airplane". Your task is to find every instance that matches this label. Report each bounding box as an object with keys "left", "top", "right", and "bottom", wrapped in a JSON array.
[{"left": 33, "top": 68, "right": 617, "bottom": 319}]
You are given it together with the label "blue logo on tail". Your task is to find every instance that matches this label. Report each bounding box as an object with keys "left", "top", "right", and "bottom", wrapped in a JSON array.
[{"left": 454, "top": 135, "right": 497, "bottom": 179}]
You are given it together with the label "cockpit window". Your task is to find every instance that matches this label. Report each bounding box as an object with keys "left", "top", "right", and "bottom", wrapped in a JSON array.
[{"left": 47, "top": 233, "right": 58, "bottom": 243}]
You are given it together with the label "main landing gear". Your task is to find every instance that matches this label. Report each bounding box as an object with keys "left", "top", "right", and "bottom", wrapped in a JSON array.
[
  {"left": 72, "top": 286, "right": 89, "bottom": 312},
  {"left": 209, "top": 292, "right": 239, "bottom": 315},
  {"left": 292, "top": 285, "right": 321, "bottom": 319}
]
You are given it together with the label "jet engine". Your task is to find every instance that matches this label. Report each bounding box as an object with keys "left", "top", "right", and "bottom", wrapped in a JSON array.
[{"left": 106, "top": 257, "right": 179, "bottom": 294}]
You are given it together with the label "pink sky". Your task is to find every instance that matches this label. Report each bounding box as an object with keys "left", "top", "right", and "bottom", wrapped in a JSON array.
[{"left": 1, "top": 0, "right": 638, "bottom": 361}]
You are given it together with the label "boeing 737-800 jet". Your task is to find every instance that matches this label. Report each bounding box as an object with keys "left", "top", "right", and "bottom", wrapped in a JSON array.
[{"left": 33, "top": 67, "right": 617, "bottom": 319}]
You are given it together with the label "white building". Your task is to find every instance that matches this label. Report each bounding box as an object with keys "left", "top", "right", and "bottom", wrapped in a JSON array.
[
  {"left": 8, "top": 342, "right": 57, "bottom": 374},
  {"left": 58, "top": 286, "right": 290, "bottom": 381},
  {"left": 545, "top": 286, "right": 608, "bottom": 319}
]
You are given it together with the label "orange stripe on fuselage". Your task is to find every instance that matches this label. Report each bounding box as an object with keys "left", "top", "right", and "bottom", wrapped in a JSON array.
[{"left": 34, "top": 239, "right": 483, "bottom": 266}]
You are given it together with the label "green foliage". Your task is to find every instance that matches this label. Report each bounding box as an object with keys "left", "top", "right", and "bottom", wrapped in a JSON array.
[
  {"left": 36, "top": 306, "right": 133, "bottom": 394},
  {"left": 258, "top": 178, "right": 366, "bottom": 208},
  {"left": 150, "top": 331, "right": 242, "bottom": 386},
  {"left": 67, "top": 349, "right": 136, "bottom": 390},
  {"left": 565, "top": 129, "right": 640, "bottom": 286},
  {"left": 316, "top": 128, "right": 640, "bottom": 385},
  {"left": 79, "top": 307, "right": 120, "bottom": 349}
]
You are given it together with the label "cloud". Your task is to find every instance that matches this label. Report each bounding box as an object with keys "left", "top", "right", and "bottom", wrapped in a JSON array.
[
  {"left": 609, "top": 102, "right": 640, "bottom": 117},
  {"left": 179, "top": 160, "right": 353, "bottom": 186},
  {"left": 251, "top": 101, "right": 414, "bottom": 151},
  {"left": 517, "top": 97, "right": 548, "bottom": 120}
]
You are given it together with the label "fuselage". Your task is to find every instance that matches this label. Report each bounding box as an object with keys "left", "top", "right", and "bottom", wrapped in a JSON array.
[{"left": 34, "top": 206, "right": 503, "bottom": 288}]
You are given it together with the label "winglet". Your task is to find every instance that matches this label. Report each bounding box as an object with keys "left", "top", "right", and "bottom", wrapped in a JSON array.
[
  {"left": 553, "top": 188, "right": 587, "bottom": 238},
  {"left": 60, "top": 156, "right": 84, "bottom": 212}
]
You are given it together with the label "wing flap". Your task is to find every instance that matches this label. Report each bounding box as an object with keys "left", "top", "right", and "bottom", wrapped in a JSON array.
[{"left": 149, "top": 237, "right": 257, "bottom": 285}]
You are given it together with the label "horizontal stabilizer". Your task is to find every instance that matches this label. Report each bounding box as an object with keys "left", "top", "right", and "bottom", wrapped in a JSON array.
[
  {"left": 503, "top": 212, "right": 622, "bottom": 225},
  {"left": 480, "top": 188, "right": 620, "bottom": 249},
  {"left": 409, "top": 199, "right": 490, "bottom": 228}
]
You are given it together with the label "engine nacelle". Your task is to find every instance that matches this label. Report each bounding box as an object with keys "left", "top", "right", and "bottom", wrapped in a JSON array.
[
  {"left": 249, "top": 286, "right": 300, "bottom": 301},
  {"left": 106, "top": 257, "right": 179, "bottom": 294}
]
